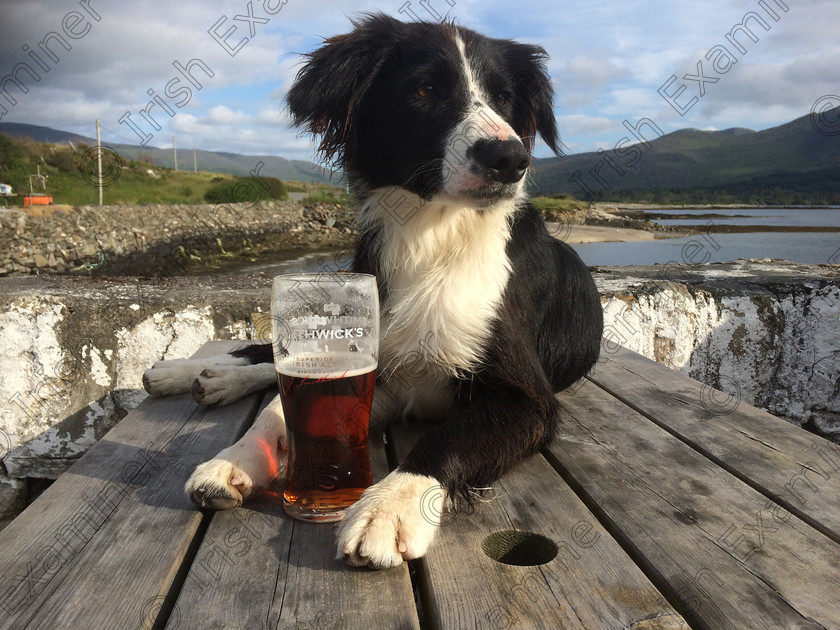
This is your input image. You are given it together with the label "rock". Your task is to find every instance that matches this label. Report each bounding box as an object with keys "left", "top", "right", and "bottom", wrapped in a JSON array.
[
  {"left": 0, "top": 200, "right": 337, "bottom": 276},
  {"left": 81, "top": 243, "right": 98, "bottom": 257},
  {"left": 0, "top": 475, "right": 27, "bottom": 528},
  {"left": 598, "top": 260, "right": 840, "bottom": 432}
]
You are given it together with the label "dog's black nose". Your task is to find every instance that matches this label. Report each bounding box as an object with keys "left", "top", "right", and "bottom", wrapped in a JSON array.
[{"left": 471, "top": 139, "right": 530, "bottom": 184}]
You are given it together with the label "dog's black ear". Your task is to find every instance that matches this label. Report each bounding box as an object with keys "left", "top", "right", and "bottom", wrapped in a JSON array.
[
  {"left": 505, "top": 43, "right": 561, "bottom": 156},
  {"left": 287, "top": 13, "right": 402, "bottom": 170}
]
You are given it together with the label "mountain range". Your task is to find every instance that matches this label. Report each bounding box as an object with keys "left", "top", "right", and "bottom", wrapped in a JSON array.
[
  {"left": 2, "top": 106, "right": 839, "bottom": 202},
  {"left": 530, "top": 107, "right": 840, "bottom": 200},
  {"left": 0, "top": 122, "right": 336, "bottom": 185}
]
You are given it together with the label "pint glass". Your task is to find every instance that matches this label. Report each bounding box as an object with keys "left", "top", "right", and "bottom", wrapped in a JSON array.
[{"left": 271, "top": 273, "right": 379, "bottom": 522}]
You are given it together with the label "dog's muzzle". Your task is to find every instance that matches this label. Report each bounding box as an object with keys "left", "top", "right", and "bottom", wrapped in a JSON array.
[{"left": 469, "top": 138, "right": 530, "bottom": 185}]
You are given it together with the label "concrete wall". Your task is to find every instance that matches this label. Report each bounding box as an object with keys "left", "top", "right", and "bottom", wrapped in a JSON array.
[
  {"left": 598, "top": 261, "right": 840, "bottom": 436},
  {"left": 1, "top": 260, "right": 838, "bottom": 523}
]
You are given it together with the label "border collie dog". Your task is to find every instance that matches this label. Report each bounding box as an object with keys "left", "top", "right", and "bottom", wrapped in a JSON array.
[{"left": 144, "top": 14, "right": 602, "bottom": 569}]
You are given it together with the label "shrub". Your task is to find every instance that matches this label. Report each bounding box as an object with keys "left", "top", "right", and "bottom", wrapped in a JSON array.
[
  {"left": 0, "top": 133, "right": 25, "bottom": 171},
  {"left": 531, "top": 196, "right": 588, "bottom": 222},
  {"left": 204, "top": 177, "right": 288, "bottom": 204},
  {"left": 45, "top": 149, "right": 77, "bottom": 172}
]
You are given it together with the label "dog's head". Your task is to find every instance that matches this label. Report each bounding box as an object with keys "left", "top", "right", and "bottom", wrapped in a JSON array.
[{"left": 288, "top": 14, "right": 559, "bottom": 205}]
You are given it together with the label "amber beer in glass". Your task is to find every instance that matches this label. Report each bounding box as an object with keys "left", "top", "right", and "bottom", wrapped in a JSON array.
[{"left": 271, "top": 273, "right": 379, "bottom": 522}]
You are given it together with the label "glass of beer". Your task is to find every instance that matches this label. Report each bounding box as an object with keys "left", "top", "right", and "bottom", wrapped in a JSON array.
[{"left": 271, "top": 273, "right": 379, "bottom": 522}]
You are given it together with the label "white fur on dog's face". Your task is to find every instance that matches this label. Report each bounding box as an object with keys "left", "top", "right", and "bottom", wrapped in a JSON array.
[{"left": 440, "top": 34, "right": 526, "bottom": 203}]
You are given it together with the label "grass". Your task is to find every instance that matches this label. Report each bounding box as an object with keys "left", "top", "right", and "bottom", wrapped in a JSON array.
[
  {"left": 531, "top": 195, "right": 589, "bottom": 222},
  {"left": 0, "top": 133, "right": 292, "bottom": 206},
  {"left": 75, "top": 170, "right": 246, "bottom": 206},
  {"left": 303, "top": 189, "right": 351, "bottom": 204},
  {"left": 0, "top": 133, "right": 592, "bottom": 210}
]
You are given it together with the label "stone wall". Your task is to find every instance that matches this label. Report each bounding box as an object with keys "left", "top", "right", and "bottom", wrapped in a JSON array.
[
  {"left": 0, "top": 201, "right": 355, "bottom": 276},
  {"left": 0, "top": 260, "right": 838, "bottom": 524},
  {"left": 597, "top": 261, "right": 840, "bottom": 437}
]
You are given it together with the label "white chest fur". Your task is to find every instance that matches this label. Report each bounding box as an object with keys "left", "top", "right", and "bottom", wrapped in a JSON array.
[{"left": 361, "top": 188, "right": 517, "bottom": 383}]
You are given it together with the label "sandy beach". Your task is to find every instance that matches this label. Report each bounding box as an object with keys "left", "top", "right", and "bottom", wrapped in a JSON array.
[{"left": 546, "top": 223, "right": 661, "bottom": 243}]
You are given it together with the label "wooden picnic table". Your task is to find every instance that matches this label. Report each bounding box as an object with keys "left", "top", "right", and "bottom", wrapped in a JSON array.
[{"left": 1, "top": 340, "right": 839, "bottom": 629}]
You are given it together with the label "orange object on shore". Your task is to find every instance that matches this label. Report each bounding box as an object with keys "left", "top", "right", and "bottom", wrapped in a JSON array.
[{"left": 22, "top": 194, "right": 53, "bottom": 206}]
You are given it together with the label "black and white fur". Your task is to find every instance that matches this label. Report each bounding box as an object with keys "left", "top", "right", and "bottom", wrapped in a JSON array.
[{"left": 144, "top": 14, "right": 603, "bottom": 569}]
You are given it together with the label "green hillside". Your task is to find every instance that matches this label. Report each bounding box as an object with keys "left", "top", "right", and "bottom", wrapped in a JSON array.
[
  {"left": 0, "top": 133, "right": 294, "bottom": 206},
  {"left": 4, "top": 106, "right": 838, "bottom": 206},
  {"left": 111, "top": 143, "right": 334, "bottom": 184},
  {"left": 0, "top": 122, "right": 335, "bottom": 186},
  {"left": 531, "top": 107, "right": 840, "bottom": 204}
]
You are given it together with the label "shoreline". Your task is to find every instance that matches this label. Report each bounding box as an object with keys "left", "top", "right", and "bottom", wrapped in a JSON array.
[
  {"left": 580, "top": 203, "right": 840, "bottom": 240},
  {"left": 550, "top": 224, "right": 665, "bottom": 243},
  {"left": 3, "top": 200, "right": 836, "bottom": 277},
  {"left": 589, "top": 202, "right": 840, "bottom": 211}
]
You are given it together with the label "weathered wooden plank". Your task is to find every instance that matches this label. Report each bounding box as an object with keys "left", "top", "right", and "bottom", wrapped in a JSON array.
[
  {"left": 388, "top": 420, "right": 685, "bottom": 629},
  {"left": 0, "top": 340, "right": 263, "bottom": 630},
  {"left": 163, "top": 392, "right": 292, "bottom": 630},
  {"left": 171, "top": 423, "right": 420, "bottom": 630},
  {"left": 588, "top": 346, "right": 840, "bottom": 543},
  {"left": 551, "top": 380, "right": 840, "bottom": 629}
]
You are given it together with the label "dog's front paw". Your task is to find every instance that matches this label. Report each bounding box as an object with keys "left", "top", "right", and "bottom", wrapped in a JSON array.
[
  {"left": 337, "top": 470, "right": 442, "bottom": 569},
  {"left": 185, "top": 459, "right": 255, "bottom": 510},
  {"left": 186, "top": 396, "right": 288, "bottom": 510},
  {"left": 143, "top": 355, "right": 252, "bottom": 400},
  {"left": 143, "top": 364, "right": 195, "bottom": 396},
  {"left": 191, "top": 368, "right": 243, "bottom": 406},
  {"left": 190, "top": 364, "right": 277, "bottom": 406}
]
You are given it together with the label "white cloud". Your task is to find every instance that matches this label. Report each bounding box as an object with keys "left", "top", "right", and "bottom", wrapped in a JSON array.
[
  {"left": 557, "top": 115, "right": 616, "bottom": 136},
  {"left": 206, "top": 106, "right": 248, "bottom": 125},
  {"left": 554, "top": 56, "right": 630, "bottom": 107},
  {"left": 2, "top": 0, "right": 837, "bottom": 160}
]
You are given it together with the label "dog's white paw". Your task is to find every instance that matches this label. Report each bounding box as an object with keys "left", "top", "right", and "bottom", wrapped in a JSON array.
[
  {"left": 186, "top": 458, "right": 255, "bottom": 509},
  {"left": 337, "top": 470, "right": 442, "bottom": 569},
  {"left": 152, "top": 358, "right": 195, "bottom": 369},
  {"left": 192, "top": 367, "right": 243, "bottom": 406},
  {"left": 190, "top": 363, "right": 278, "bottom": 406},
  {"left": 144, "top": 356, "right": 249, "bottom": 397},
  {"left": 186, "top": 396, "right": 288, "bottom": 509},
  {"left": 185, "top": 439, "right": 287, "bottom": 509},
  {"left": 143, "top": 365, "right": 195, "bottom": 396}
]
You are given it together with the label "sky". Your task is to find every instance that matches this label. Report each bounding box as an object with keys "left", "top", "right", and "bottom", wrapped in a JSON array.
[{"left": 1, "top": 0, "right": 838, "bottom": 166}]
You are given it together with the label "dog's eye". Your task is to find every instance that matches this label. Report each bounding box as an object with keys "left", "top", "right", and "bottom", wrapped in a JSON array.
[
  {"left": 494, "top": 93, "right": 510, "bottom": 108},
  {"left": 416, "top": 84, "right": 435, "bottom": 98}
]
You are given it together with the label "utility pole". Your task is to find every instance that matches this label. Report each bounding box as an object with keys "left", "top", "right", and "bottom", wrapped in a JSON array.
[
  {"left": 193, "top": 147, "right": 197, "bottom": 173},
  {"left": 173, "top": 135, "right": 177, "bottom": 171},
  {"left": 96, "top": 119, "right": 103, "bottom": 205}
]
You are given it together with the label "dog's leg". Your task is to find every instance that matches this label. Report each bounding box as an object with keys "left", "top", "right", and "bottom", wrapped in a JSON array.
[
  {"left": 337, "top": 468, "right": 444, "bottom": 568},
  {"left": 185, "top": 393, "right": 288, "bottom": 509},
  {"left": 144, "top": 345, "right": 276, "bottom": 405},
  {"left": 190, "top": 363, "right": 277, "bottom": 406},
  {"left": 337, "top": 383, "right": 555, "bottom": 567},
  {"left": 143, "top": 354, "right": 249, "bottom": 396},
  {"left": 337, "top": 324, "right": 559, "bottom": 568}
]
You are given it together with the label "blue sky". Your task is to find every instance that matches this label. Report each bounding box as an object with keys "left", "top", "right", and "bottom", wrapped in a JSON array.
[{"left": 1, "top": 0, "right": 838, "bottom": 165}]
